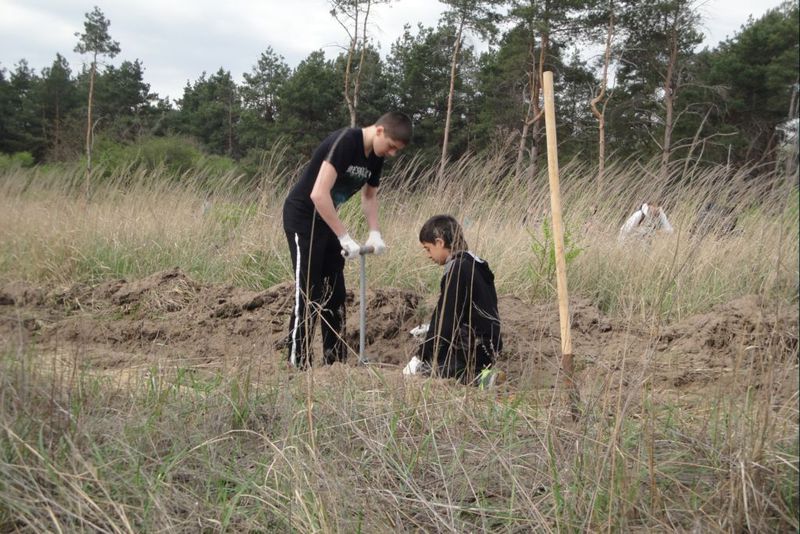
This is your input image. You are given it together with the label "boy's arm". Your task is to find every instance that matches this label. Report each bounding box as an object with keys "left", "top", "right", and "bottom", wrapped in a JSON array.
[
  {"left": 659, "top": 210, "right": 674, "bottom": 233},
  {"left": 362, "top": 184, "right": 388, "bottom": 254},
  {"left": 361, "top": 184, "right": 380, "bottom": 231},
  {"left": 419, "top": 265, "right": 467, "bottom": 363},
  {"left": 618, "top": 210, "right": 643, "bottom": 241},
  {"left": 309, "top": 161, "right": 348, "bottom": 237}
]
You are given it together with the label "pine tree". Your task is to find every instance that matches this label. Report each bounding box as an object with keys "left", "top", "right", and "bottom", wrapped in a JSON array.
[{"left": 74, "top": 6, "right": 120, "bottom": 177}]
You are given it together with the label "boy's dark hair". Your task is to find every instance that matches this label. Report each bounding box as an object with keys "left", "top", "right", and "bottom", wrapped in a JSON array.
[
  {"left": 419, "top": 214, "right": 468, "bottom": 252},
  {"left": 376, "top": 112, "right": 413, "bottom": 144}
]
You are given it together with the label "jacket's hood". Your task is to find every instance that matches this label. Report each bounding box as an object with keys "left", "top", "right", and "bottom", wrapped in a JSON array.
[{"left": 445, "top": 251, "right": 494, "bottom": 282}]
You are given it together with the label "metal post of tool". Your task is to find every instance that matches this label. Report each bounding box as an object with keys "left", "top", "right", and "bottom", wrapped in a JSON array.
[{"left": 356, "top": 245, "right": 375, "bottom": 364}]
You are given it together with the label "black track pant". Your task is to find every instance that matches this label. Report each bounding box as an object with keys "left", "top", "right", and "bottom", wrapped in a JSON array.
[{"left": 285, "top": 224, "right": 347, "bottom": 368}]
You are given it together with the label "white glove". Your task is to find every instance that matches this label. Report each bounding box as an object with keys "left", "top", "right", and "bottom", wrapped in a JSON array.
[
  {"left": 364, "top": 230, "right": 387, "bottom": 255},
  {"left": 338, "top": 233, "right": 361, "bottom": 260},
  {"left": 410, "top": 324, "right": 429, "bottom": 339},
  {"left": 402, "top": 356, "right": 423, "bottom": 375}
]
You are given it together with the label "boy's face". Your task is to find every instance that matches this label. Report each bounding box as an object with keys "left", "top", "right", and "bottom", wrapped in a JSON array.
[
  {"left": 374, "top": 126, "right": 406, "bottom": 158},
  {"left": 421, "top": 238, "right": 449, "bottom": 266}
]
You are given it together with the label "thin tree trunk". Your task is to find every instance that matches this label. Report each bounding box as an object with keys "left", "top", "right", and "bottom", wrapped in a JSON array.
[
  {"left": 590, "top": 6, "right": 614, "bottom": 195},
  {"left": 660, "top": 24, "right": 678, "bottom": 183},
  {"left": 528, "top": 118, "right": 541, "bottom": 183},
  {"left": 342, "top": 4, "right": 359, "bottom": 127},
  {"left": 516, "top": 87, "right": 532, "bottom": 177},
  {"left": 228, "top": 92, "right": 234, "bottom": 155},
  {"left": 785, "top": 76, "right": 799, "bottom": 178},
  {"left": 352, "top": 0, "right": 372, "bottom": 126},
  {"left": 440, "top": 18, "right": 464, "bottom": 177},
  {"left": 517, "top": 32, "right": 546, "bottom": 183},
  {"left": 681, "top": 106, "right": 713, "bottom": 179},
  {"left": 85, "top": 53, "right": 97, "bottom": 181},
  {"left": 55, "top": 98, "right": 62, "bottom": 160},
  {"left": 527, "top": 34, "right": 547, "bottom": 184},
  {"left": 516, "top": 39, "right": 537, "bottom": 177}
]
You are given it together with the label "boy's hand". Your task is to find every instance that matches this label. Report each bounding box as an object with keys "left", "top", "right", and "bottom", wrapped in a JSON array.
[
  {"left": 338, "top": 233, "right": 361, "bottom": 260},
  {"left": 402, "top": 356, "right": 423, "bottom": 375},
  {"left": 364, "top": 230, "right": 387, "bottom": 255}
]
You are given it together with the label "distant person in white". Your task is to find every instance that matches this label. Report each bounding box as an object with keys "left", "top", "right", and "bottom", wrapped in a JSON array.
[{"left": 618, "top": 203, "right": 674, "bottom": 242}]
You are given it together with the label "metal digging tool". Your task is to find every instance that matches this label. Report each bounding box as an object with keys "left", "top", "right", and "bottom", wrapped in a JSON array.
[
  {"left": 357, "top": 245, "right": 375, "bottom": 364},
  {"left": 343, "top": 245, "right": 375, "bottom": 365}
]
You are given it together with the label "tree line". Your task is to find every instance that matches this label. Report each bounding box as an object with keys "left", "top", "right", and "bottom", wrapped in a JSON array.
[{"left": 0, "top": 0, "right": 797, "bottom": 179}]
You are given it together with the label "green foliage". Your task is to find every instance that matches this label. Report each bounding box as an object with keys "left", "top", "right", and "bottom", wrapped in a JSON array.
[
  {"left": 474, "top": 25, "right": 531, "bottom": 144},
  {"left": 137, "top": 137, "right": 202, "bottom": 175},
  {"left": 276, "top": 50, "right": 346, "bottom": 156},
  {"left": 93, "top": 136, "right": 204, "bottom": 176},
  {"left": 386, "top": 23, "right": 478, "bottom": 163},
  {"left": 234, "top": 249, "right": 287, "bottom": 290},
  {"left": 0, "top": 61, "right": 46, "bottom": 158},
  {"left": 332, "top": 44, "right": 394, "bottom": 126},
  {"left": 701, "top": 1, "right": 800, "bottom": 161},
  {"left": 178, "top": 69, "right": 242, "bottom": 157},
  {"left": 0, "top": 151, "right": 35, "bottom": 172},
  {"left": 40, "top": 54, "right": 81, "bottom": 161},
  {"left": 73, "top": 6, "right": 121, "bottom": 58},
  {"left": 197, "top": 154, "right": 238, "bottom": 178},
  {"left": 239, "top": 47, "right": 290, "bottom": 150},
  {"left": 527, "top": 219, "right": 582, "bottom": 297},
  {"left": 94, "top": 60, "right": 154, "bottom": 140},
  {"left": 611, "top": 0, "right": 704, "bottom": 160},
  {"left": 0, "top": 1, "right": 797, "bottom": 170}
]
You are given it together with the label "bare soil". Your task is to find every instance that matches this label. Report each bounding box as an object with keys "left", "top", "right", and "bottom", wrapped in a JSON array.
[{"left": 1, "top": 268, "right": 797, "bottom": 404}]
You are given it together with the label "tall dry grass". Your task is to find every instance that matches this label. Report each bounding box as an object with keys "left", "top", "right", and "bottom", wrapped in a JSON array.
[
  {"left": 1, "top": 153, "right": 797, "bottom": 319},
  {"left": 0, "top": 155, "right": 798, "bottom": 531},
  {"left": 1, "top": 343, "right": 796, "bottom": 531}
]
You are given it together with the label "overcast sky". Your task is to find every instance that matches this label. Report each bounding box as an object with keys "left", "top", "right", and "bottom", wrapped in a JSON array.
[{"left": 0, "top": 0, "right": 788, "bottom": 102}]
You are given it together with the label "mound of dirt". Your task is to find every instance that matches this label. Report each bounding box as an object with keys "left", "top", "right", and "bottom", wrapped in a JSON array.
[
  {"left": 653, "top": 296, "right": 798, "bottom": 391},
  {"left": 660, "top": 295, "right": 798, "bottom": 355},
  {"left": 1, "top": 269, "right": 797, "bottom": 402}
]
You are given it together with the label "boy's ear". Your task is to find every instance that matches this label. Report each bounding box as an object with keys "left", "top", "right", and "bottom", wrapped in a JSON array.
[
  {"left": 435, "top": 237, "right": 446, "bottom": 248},
  {"left": 375, "top": 125, "right": 385, "bottom": 137}
]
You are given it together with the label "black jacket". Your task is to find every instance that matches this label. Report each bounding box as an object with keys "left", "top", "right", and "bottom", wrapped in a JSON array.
[{"left": 419, "top": 251, "right": 502, "bottom": 377}]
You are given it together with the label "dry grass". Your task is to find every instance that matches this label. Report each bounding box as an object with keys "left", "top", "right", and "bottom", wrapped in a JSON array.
[
  {"left": 1, "top": 154, "right": 795, "bottom": 318},
  {"left": 1, "top": 348, "right": 796, "bottom": 532},
  {"left": 0, "top": 155, "right": 798, "bottom": 531}
]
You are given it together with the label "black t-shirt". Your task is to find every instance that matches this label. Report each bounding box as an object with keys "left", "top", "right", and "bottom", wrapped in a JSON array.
[{"left": 283, "top": 128, "right": 383, "bottom": 234}]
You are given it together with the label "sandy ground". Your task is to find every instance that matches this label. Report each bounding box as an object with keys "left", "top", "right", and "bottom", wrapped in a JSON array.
[{"left": 1, "top": 268, "right": 797, "bottom": 405}]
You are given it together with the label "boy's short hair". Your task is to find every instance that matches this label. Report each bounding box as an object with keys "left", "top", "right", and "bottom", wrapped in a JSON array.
[
  {"left": 376, "top": 112, "right": 413, "bottom": 144},
  {"left": 419, "top": 214, "right": 468, "bottom": 251},
  {"left": 642, "top": 203, "right": 662, "bottom": 218}
]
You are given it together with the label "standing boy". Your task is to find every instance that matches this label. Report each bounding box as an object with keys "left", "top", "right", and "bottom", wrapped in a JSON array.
[
  {"left": 410, "top": 214, "right": 503, "bottom": 384},
  {"left": 282, "top": 112, "right": 412, "bottom": 369}
]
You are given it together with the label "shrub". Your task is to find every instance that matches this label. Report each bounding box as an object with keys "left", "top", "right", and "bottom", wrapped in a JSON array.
[
  {"left": 0, "top": 151, "right": 35, "bottom": 172},
  {"left": 527, "top": 219, "right": 582, "bottom": 298},
  {"left": 198, "top": 154, "right": 238, "bottom": 177},
  {"left": 92, "top": 136, "right": 204, "bottom": 177},
  {"left": 133, "top": 136, "right": 203, "bottom": 175}
]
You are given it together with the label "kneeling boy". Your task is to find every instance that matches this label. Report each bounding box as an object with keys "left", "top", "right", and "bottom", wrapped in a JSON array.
[{"left": 412, "top": 215, "right": 503, "bottom": 384}]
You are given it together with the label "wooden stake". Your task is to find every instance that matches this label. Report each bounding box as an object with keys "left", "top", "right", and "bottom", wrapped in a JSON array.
[{"left": 542, "top": 70, "right": 580, "bottom": 420}]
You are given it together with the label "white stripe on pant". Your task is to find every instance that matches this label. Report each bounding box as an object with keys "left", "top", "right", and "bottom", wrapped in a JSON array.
[{"left": 290, "top": 232, "right": 302, "bottom": 367}]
